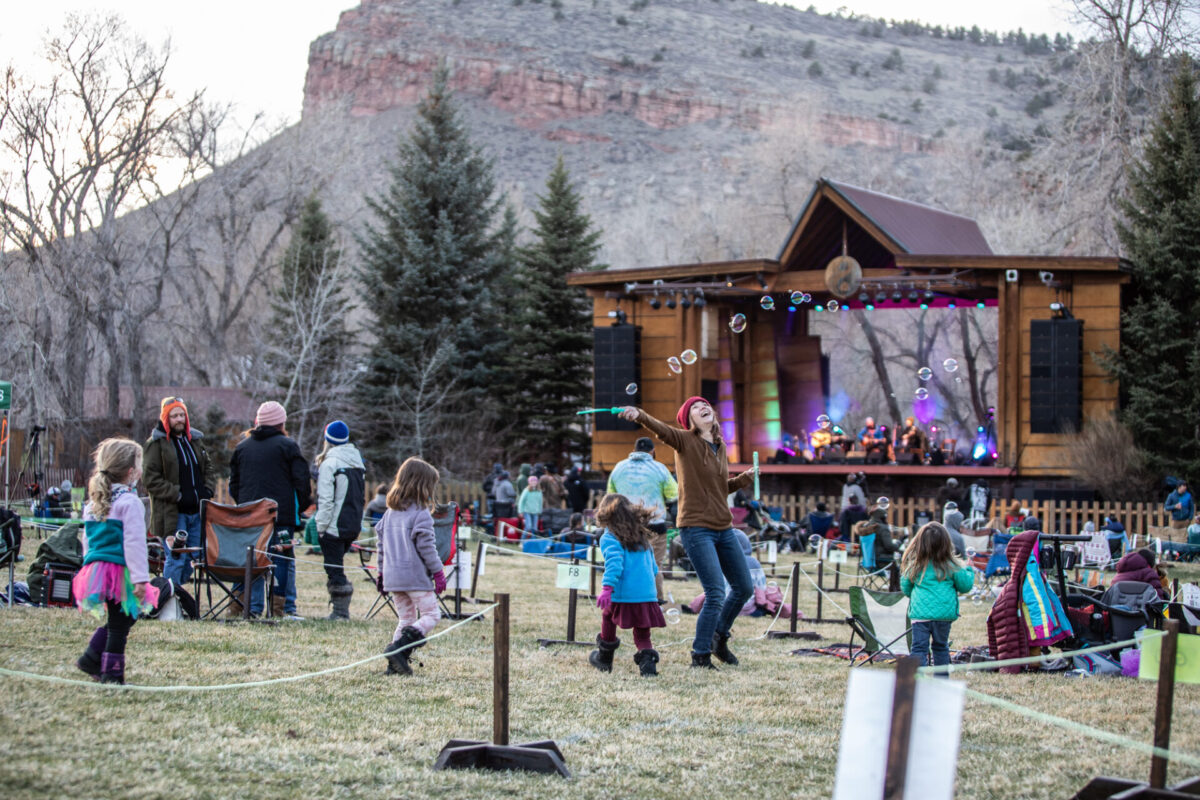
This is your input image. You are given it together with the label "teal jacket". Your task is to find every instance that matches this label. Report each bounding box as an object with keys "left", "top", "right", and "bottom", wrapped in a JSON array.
[
  {"left": 517, "top": 488, "right": 543, "bottom": 515},
  {"left": 900, "top": 563, "right": 975, "bottom": 621}
]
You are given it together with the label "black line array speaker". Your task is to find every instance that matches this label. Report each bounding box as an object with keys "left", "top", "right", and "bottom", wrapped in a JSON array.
[
  {"left": 593, "top": 325, "right": 640, "bottom": 432},
  {"left": 1029, "top": 318, "right": 1082, "bottom": 434}
]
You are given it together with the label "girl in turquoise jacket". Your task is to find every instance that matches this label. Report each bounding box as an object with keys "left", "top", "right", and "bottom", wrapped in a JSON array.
[{"left": 900, "top": 522, "right": 975, "bottom": 670}]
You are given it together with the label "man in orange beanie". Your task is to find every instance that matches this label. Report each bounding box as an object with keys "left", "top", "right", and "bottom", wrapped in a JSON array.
[{"left": 143, "top": 396, "right": 215, "bottom": 586}]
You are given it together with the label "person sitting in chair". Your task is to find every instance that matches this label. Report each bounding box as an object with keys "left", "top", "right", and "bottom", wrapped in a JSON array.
[
  {"left": 857, "top": 417, "right": 889, "bottom": 459},
  {"left": 862, "top": 503, "right": 901, "bottom": 567},
  {"left": 898, "top": 417, "right": 926, "bottom": 454}
]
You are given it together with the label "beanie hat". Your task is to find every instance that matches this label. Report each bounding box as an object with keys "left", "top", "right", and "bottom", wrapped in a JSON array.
[
  {"left": 676, "top": 396, "right": 707, "bottom": 429},
  {"left": 255, "top": 401, "right": 287, "bottom": 428},
  {"left": 1022, "top": 516, "right": 1041, "bottom": 531},
  {"left": 635, "top": 437, "right": 655, "bottom": 452},
  {"left": 324, "top": 420, "right": 350, "bottom": 445},
  {"left": 159, "top": 397, "right": 191, "bottom": 440}
]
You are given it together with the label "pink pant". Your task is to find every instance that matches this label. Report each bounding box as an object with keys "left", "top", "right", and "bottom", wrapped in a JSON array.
[{"left": 392, "top": 590, "right": 441, "bottom": 639}]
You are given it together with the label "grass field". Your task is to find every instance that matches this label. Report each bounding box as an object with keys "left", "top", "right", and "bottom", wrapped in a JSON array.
[{"left": 1, "top": 536, "right": 1198, "bottom": 800}]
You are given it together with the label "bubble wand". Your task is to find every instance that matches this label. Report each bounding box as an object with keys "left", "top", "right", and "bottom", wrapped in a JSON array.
[
  {"left": 575, "top": 407, "right": 622, "bottom": 415},
  {"left": 752, "top": 451, "right": 760, "bottom": 501}
]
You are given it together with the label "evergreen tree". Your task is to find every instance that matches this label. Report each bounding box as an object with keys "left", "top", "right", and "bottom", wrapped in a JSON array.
[
  {"left": 264, "top": 192, "right": 353, "bottom": 455},
  {"left": 1106, "top": 58, "right": 1200, "bottom": 479},
  {"left": 354, "top": 65, "right": 507, "bottom": 473},
  {"left": 504, "top": 156, "right": 605, "bottom": 465}
]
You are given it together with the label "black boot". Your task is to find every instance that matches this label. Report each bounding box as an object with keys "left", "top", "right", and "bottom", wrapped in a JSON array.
[
  {"left": 327, "top": 581, "right": 353, "bottom": 621},
  {"left": 633, "top": 648, "right": 659, "bottom": 677},
  {"left": 385, "top": 626, "right": 424, "bottom": 676},
  {"left": 588, "top": 635, "right": 620, "bottom": 672},
  {"left": 690, "top": 652, "right": 719, "bottom": 670},
  {"left": 712, "top": 631, "right": 739, "bottom": 665}
]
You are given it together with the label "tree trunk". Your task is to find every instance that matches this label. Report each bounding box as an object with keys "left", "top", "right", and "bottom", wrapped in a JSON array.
[{"left": 856, "top": 312, "right": 903, "bottom": 423}]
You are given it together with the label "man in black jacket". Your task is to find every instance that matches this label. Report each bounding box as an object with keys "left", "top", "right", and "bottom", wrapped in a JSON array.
[{"left": 229, "top": 401, "right": 311, "bottom": 617}]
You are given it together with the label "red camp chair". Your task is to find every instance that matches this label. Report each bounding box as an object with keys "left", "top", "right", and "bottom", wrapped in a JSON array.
[{"left": 194, "top": 499, "right": 277, "bottom": 619}]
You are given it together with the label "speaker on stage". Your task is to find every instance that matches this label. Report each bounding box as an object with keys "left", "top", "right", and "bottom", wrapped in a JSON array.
[
  {"left": 593, "top": 326, "right": 641, "bottom": 432},
  {"left": 1029, "top": 318, "right": 1082, "bottom": 434}
]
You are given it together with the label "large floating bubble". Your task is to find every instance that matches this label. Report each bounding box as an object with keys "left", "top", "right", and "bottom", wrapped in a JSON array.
[
  {"left": 665, "top": 608, "right": 681, "bottom": 625},
  {"left": 914, "top": 387, "right": 929, "bottom": 401},
  {"left": 790, "top": 291, "right": 804, "bottom": 305},
  {"left": 876, "top": 496, "right": 891, "bottom": 510},
  {"left": 827, "top": 300, "right": 840, "bottom": 312},
  {"left": 816, "top": 414, "right": 831, "bottom": 425},
  {"left": 917, "top": 366, "right": 933, "bottom": 381},
  {"left": 760, "top": 295, "right": 775, "bottom": 311},
  {"left": 680, "top": 349, "right": 698, "bottom": 365},
  {"left": 729, "top": 313, "right": 748, "bottom": 334},
  {"left": 667, "top": 357, "right": 682, "bottom": 374},
  {"left": 625, "top": 383, "right": 638, "bottom": 396},
  {"left": 943, "top": 358, "right": 959, "bottom": 373}
]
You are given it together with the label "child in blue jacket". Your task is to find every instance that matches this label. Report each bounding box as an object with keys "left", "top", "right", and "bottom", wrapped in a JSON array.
[
  {"left": 588, "top": 494, "right": 666, "bottom": 677},
  {"left": 899, "top": 522, "right": 975, "bottom": 671}
]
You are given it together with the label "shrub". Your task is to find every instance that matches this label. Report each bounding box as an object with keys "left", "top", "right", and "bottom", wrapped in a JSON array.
[
  {"left": 1066, "top": 415, "right": 1155, "bottom": 501},
  {"left": 616, "top": 14, "right": 628, "bottom": 25},
  {"left": 911, "top": 98, "right": 924, "bottom": 112},
  {"left": 620, "top": 54, "right": 635, "bottom": 67},
  {"left": 802, "top": 40, "right": 816, "bottom": 59},
  {"left": 808, "top": 61, "right": 823, "bottom": 78},
  {"left": 849, "top": 62, "right": 859, "bottom": 76},
  {"left": 922, "top": 76, "right": 937, "bottom": 94},
  {"left": 1025, "top": 91, "right": 1054, "bottom": 116},
  {"left": 882, "top": 48, "right": 903, "bottom": 71}
]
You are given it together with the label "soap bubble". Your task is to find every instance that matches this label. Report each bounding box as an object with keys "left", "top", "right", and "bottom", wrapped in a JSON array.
[
  {"left": 827, "top": 300, "right": 840, "bottom": 311},
  {"left": 966, "top": 546, "right": 978, "bottom": 559},
  {"left": 943, "top": 358, "right": 959, "bottom": 373},
  {"left": 973, "top": 593, "right": 983, "bottom": 606},
  {"left": 809, "top": 533, "right": 822, "bottom": 551},
  {"left": 917, "top": 366, "right": 933, "bottom": 381},
  {"left": 729, "top": 313, "right": 748, "bottom": 334},
  {"left": 667, "top": 357, "right": 682, "bottom": 374},
  {"left": 816, "top": 414, "right": 831, "bottom": 425},
  {"left": 801, "top": 292, "right": 812, "bottom": 303},
  {"left": 914, "top": 387, "right": 929, "bottom": 400},
  {"left": 767, "top": 580, "right": 779, "bottom": 590},
  {"left": 625, "top": 383, "right": 638, "bottom": 396},
  {"left": 955, "top": 376, "right": 963, "bottom": 384},
  {"left": 760, "top": 295, "right": 775, "bottom": 311},
  {"left": 876, "top": 496, "right": 890, "bottom": 510},
  {"left": 665, "top": 608, "right": 681, "bottom": 625},
  {"left": 680, "top": 349, "right": 698, "bottom": 365},
  {"left": 790, "top": 291, "right": 804, "bottom": 305}
]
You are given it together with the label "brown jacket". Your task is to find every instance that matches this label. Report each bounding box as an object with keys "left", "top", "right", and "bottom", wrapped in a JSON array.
[{"left": 635, "top": 409, "right": 754, "bottom": 531}]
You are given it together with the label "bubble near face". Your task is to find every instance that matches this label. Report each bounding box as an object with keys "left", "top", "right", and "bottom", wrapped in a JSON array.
[
  {"left": 665, "top": 608, "right": 681, "bottom": 625},
  {"left": 943, "top": 358, "right": 959, "bottom": 373},
  {"left": 917, "top": 366, "right": 933, "bottom": 381},
  {"left": 914, "top": 387, "right": 929, "bottom": 401},
  {"left": 667, "top": 357, "right": 682, "bottom": 374},
  {"left": 625, "top": 383, "right": 638, "bottom": 396},
  {"left": 729, "top": 313, "right": 748, "bottom": 334},
  {"left": 760, "top": 295, "right": 775, "bottom": 311},
  {"left": 827, "top": 300, "right": 840, "bottom": 311},
  {"left": 680, "top": 349, "right": 698, "bottom": 365}
]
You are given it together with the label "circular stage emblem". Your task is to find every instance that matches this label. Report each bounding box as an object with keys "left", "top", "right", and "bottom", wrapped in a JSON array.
[{"left": 824, "top": 255, "right": 862, "bottom": 299}]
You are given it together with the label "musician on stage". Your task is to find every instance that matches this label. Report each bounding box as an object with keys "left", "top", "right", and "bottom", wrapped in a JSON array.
[
  {"left": 857, "top": 417, "right": 890, "bottom": 460},
  {"left": 898, "top": 416, "right": 927, "bottom": 460}
]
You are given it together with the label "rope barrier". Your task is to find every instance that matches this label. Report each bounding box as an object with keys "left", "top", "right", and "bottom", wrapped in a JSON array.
[
  {"left": 753, "top": 568, "right": 795, "bottom": 640},
  {"left": 948, "top": 679, "right": 1200, "bottom": 771},
  {"left": 918, "top": 632, "right": 1160, "bottom": 675},
  {"left": 795, "top": 563, "right": 851, "bottom": 617},
  {"left": 0, "top": 602, "right": 498, "bottom": 692}
]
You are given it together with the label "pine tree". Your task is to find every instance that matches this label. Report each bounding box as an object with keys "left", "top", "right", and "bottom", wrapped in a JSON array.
[
  {"left": 264, "top": 192, "right": 353, "bottom": 455},
  {"left": 504, "top": 156, "right": 605, "bottom": 465},
  {"left": 1107, "top": 57, "right": 1200, "bottom": 479},
  {"left": 354, "top": 65, "right": 507, "bottom": 473}
]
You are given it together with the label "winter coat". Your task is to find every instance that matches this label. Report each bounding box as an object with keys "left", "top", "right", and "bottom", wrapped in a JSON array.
[
  {"left": 538, "top": 474, "right": 565, "bottom": 509},
  {"left": 493, "top": 478, "right": 516, "bottom": 505},
  {"left": 942, "top": 507, "right": 965, "bottom": 533},
  {"left": 143, "top": 424, "right": 215, "bottom": 538},
  {"left": 599, "top": 531, "right": 659, "bottom": 603},
  {"left": 517, "top": 488, "right": 543, "bottom": 515},
  {"left": 986, "top": 532, "right": 1071, "bottom": 672},
  {"left": 840, "top": 483, "right": 866, "bottom": 511},
  {"left": 314, "top": 443, "right": 366, "bottom": 539},
  {"left": 565, "top": 469, "right": 590, "bottom": 513},
  {"left": 901, "top": 563, "right": 975, "bottom": 621},
  {"left": 82, "top": 488, "right": 150, "bottom": 584},
  {"left": 376, "top": 504, "right": 443, "bottom": 592},
  {"left": 862, "top": 511, "right": 899, "bottom": 563},
  {"left": 229, "top": 427, "right": 311, "bottom": 530},
  {"left": 607, "top": 451, "right": 679, "bottom": 524},
  {"left": 1166, "top": 489, "right": 1194, "bottom": 522},
  {"left": 1113, "top": 551, "right": 1166, "bottom": 598}
]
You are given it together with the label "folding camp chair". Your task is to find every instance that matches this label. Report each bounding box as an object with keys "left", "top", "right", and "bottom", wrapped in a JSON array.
[
  {"left": 194, "top": 499, "right": 277, "bottom": 619},
  {"left": 856, "top": 533, "right": 889, "bottom": 590},
  {"left": 845, "top": 585, "right": 912, "bottom": 665}
]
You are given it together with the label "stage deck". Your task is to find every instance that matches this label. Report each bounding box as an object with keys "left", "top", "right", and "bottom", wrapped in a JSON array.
[{"left": 729, "top": 463, "right": 1012, "bottom": 478}]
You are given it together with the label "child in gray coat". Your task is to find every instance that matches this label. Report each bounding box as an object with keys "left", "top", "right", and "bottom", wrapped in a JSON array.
[{"left": 377, "top": 457, "right": 446, "bottom": 676}]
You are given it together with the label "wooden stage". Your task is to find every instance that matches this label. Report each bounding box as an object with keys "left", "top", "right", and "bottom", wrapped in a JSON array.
[{"left": 730, "top": 463, "right": 1012, "bottom": 479}]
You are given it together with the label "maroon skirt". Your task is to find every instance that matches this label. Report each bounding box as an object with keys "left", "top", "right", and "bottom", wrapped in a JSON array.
[{"left": 609, "top": 601, "right": 667, "bottom": 629}]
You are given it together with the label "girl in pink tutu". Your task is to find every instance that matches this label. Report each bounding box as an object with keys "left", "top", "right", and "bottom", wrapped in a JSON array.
[
  {"left": 588, "top": 494, "right": 666, "bottom": 677},
  {"left": 73, "top": 438, "right": 157, "bottom": 684}
]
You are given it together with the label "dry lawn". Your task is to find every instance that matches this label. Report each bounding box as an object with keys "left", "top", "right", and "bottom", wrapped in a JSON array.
[{"left": 1, "top": 538, "right": 1198, "bottom": 800}]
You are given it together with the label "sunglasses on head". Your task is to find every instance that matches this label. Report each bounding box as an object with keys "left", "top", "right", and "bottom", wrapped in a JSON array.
[{"left": 161, "top": 397, "right": 186, "bottom": 408}]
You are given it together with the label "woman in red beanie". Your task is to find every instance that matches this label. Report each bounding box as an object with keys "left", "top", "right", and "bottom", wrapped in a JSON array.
[{"left": 618, "top": 398, "right": 756, "bottom": 669}]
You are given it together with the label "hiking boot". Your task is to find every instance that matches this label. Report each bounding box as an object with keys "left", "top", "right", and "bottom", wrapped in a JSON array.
[
  {"left": 385, "top": 626, "right": 424, "bottom": 676},
  {"left": 327, "top": 580, "right": 353, "bottom": 621},
  {"left": 690, "top": 652, "right": 719, "bottom": 670},
  {"left": 588, "top": 635, "right": 620, "bottom": 673},
  {"left": 712, "top": 631, "right": 739, "bottom": 665},
  {"left": 76, "top": 628, "right": 107, "bottom": 680},
  {"left": 633, "top": 648, "right": 659, "bottom": 677},
  {"left": 99, "top": 653, "right": 125, "bottom": 685}
]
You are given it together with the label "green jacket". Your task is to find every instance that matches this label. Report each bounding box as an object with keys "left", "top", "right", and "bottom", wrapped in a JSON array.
[
  {"left": 143, "top": 424, "right": 216, "bottom": 538},
  {"left": 900, "top": 563, "right": 975, "bottom": 621}
]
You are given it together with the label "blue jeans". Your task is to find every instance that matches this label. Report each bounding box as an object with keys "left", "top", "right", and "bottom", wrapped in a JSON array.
[
  {"left": 910, "top": 620, "right": 952, "bottom": 669},
  {"left": 163, "top": 512, "right": 202, "bottom": 586},
  {"left": 523, "top": 513, "right": 540, "bottom": 536},
  {"left": 680, "top": 526, "right": 753, "bottom": 655},
  {"left": 272, "top": 530, "right": 296, "bottom": 614}
]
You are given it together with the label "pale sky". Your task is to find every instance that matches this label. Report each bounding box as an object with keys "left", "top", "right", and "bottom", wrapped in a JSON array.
[{"left": 2, "top": 1, "right": 1080, "bottom": 128}]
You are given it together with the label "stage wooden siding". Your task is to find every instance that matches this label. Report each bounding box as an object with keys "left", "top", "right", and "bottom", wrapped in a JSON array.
[{"left": 575, "top": 179, "right": 1129, "bottom": 482}]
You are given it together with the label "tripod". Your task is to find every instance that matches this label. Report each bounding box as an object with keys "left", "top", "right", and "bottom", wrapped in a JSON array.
[{"left": 14, "top": 424, "right": 46, "bottom": 513}]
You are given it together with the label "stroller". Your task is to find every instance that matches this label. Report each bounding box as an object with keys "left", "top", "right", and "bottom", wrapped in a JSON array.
[{"left": 1065, "top": 580, "right": 1165, "bottom": 648}]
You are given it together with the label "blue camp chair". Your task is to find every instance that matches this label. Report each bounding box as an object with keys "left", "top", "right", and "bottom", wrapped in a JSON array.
[{"left": 857, "top": 533, "right": 888, "bottom": 589}]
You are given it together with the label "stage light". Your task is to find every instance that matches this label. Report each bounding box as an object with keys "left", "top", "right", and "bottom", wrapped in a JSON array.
[
  {"left": 606, "top": 309, "right": 627, "bottom": 325},
  {"left": 623, "top": 282, "right": 638, "bottom": 294},
  {"left": 908, "top": 288, "right": 919, "bottom": 302},
  {"left": 919, "top": 302, "right": 929, "bottom": 309},
  {"left": 976, "top": 301, "right": 986, "bottom": 309},
  {"left": 875, "top": 290, "right": 887, "bottom": 304},
  {"left": 948, "top": 300, "right": 957, "bottom": 309},
  {"left": 923, "top": 289, "right": 934, "bottom": 300},
  {"left": 725, "top": 275, "right": 734, "bottom": 288},
  {"left": 788, "top": 306, "right": 797, "bottom": 313},
  {"left": 865, "top": 303, "right": 875, "bottom": 311},
  {"left": 891, "top": 289, "right": 902, "bottom": 302},
  {"left": 694, "top": 288, "right": 706, "bottom": 308},
  {"left": 756, "top": 273, "right": 769, "bottom": 291},
  {"left": 858, "top": 291, "right": 869, "bottom": 303},
  {"left": 666, "top": 294, "right": 677, "bottom": 309},
  {"left": 649, "top": 293, "right": 661, "bottom": 309},
  {"left": 814, "top": 304, "right": 825, "bottom": 311},
  {"left": 680, "top": 290, "right": 692, "bottom": 309}
]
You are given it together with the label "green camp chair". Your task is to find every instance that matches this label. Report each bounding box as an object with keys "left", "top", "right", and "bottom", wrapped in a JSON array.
[{"left": 845, "top": 585, "right": 911, "bottom": 666}]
